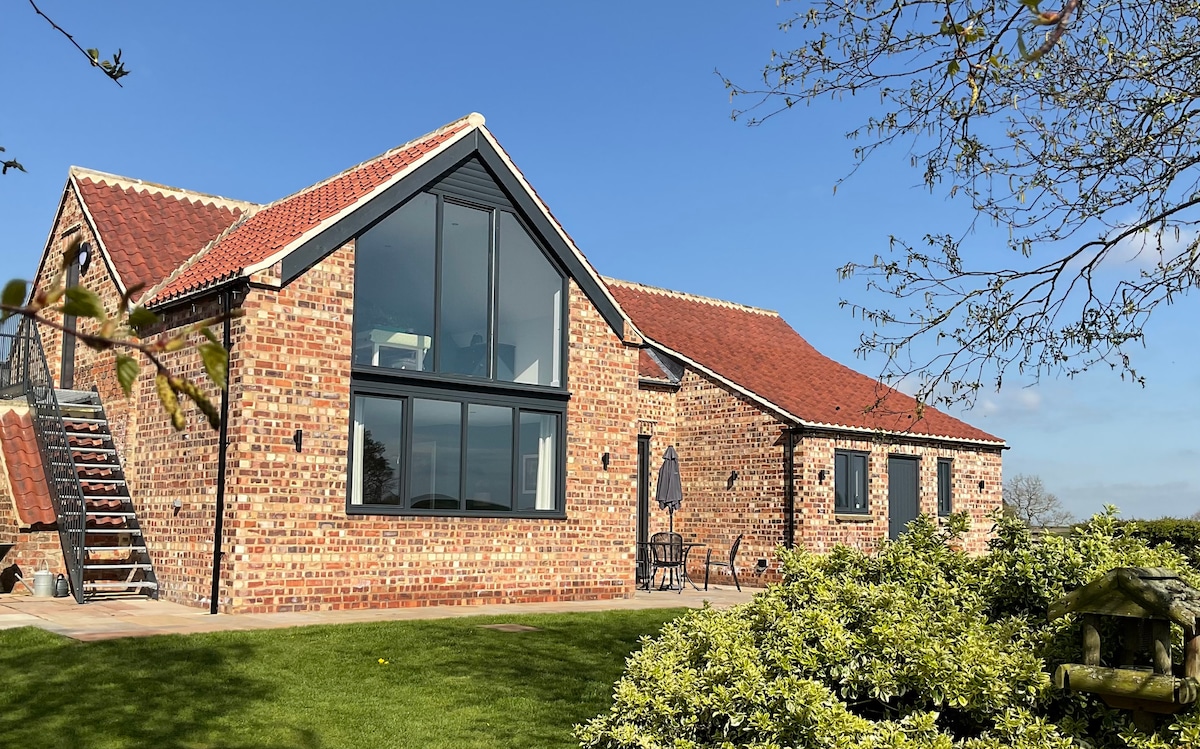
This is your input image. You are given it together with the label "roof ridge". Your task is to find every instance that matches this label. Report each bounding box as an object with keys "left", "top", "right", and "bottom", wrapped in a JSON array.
[
  {"left": 70, "top": 166, "right": 259, "bottom": 212},
  {"left": 246, "top": 112, "right": 485, "bottom": 218},
  {"left": 603, "top": 277, "right": 779, "bottom": 317}
]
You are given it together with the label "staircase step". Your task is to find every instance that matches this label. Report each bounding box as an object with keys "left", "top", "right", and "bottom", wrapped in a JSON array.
[
  {"left": 83, "top": 528, "right": 144, "bottom": 535},
  {"left": 83, "top": 562, "right": 153, "bottom": 570},
  {"left": 87, "top": 511, "right": 136, "bottom": 518},
  {"left": 53, "top": 389, "right": 100, "bottom": 405},
  {"left": 83, "top": 581, "right": 158, "bottom": 591},
  {"left": 61, "top": 416, "right": 107, "bottom": 425},
  {"left": 84, "top": 546, "right": 147, "bottom": 554}
]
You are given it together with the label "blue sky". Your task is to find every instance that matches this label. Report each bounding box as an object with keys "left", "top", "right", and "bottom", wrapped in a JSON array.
[{"left": 2, "top": 2, "right": 1195, "bottom": 520}]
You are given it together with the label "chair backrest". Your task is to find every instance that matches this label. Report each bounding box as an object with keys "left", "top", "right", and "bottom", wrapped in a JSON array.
[
  {"left": 727, "top": 534, "right": 744, "bottom": 565},
  {"left": 650, "top": 532, "right": 684, "bottom": 564}
]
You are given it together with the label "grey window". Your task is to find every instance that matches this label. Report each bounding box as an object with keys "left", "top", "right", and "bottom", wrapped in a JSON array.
[
  {"left": 349, "top": 389, "right": 563, "bottom": 516},
  {"left": 352, "top": 193, "right": 565, "bottom": 383},
  {"left": 937, "top": 458, "right": 953, "bottom": 516},
  {"left": 835, "top": 450, "right": 869, "bottom": 513},
  {"left": 349, "top": 189, "right": 568, "bottom": 517}
]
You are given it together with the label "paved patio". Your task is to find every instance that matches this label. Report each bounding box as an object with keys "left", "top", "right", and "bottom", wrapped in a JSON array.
[{"left": 0, "top": 584, "right": 759, "bottom": 641}]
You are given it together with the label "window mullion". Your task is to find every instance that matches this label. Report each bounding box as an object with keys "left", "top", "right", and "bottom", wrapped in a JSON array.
[
  {"left": 432, "top": 195, "right": 444, "bottom": 372},
  {"left": 487, "top": 208, "right": 497, "bottom": 379},
  {"left": 458, "top": 401, "right": 468, "bottom": 511}
]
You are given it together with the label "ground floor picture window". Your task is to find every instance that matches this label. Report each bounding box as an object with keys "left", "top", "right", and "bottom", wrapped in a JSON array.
[{"left": 349, "top": 390, "right": 563, "bottom": 516}]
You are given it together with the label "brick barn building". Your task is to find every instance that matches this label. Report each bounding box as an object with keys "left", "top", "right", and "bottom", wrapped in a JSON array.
[{"left": 0, "top": 113, "right": 1004, "bottom": 612}]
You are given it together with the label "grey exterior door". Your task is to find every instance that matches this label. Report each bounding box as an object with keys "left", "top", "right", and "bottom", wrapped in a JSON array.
[
  {"left": 636, "top": 436, "right": 651, "bottom": 583},
  {"left": 887, "top": 456, "right": 920, "bottom": 540}
]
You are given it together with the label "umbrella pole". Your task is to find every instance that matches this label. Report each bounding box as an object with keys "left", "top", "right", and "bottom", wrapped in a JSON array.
[{"left": 669, "top": 507, "right": 674, "bottom": 534}]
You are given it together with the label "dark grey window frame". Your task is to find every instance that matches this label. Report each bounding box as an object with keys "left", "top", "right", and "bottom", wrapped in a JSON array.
[
  {"left": 348, "top": 183, "right": 571, "bottom": 519},
  {"left": 834, "top": 449, "right": 870, "bottom": 514},
  {"left": 347, "top": 380, "right": 567, "bottom": 519},
  {"left": 354, "top": 190, "right": 569, "bottom": 386},
  {"left": 937, "top": 458, "right": 953, "bottom": 516}
]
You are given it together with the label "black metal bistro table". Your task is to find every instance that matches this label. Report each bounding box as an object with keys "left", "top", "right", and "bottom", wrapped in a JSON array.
[{"left": 637, "top": 540, "right": 705, "bottom": 591}]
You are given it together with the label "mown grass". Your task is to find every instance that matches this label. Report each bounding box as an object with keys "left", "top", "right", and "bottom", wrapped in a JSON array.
[{"left": 0, "top": 608, "right": 685, "bottom": 749}]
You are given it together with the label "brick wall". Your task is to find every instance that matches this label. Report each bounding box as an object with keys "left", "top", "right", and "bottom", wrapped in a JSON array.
[
  {"left": 794, "top": 431, "right": 1001, "bottom": 554},
  {"left": 203, "top": 243, "right": 642, "bottom": 613},
  {"left": 636, "top": 363, "right": 1003, "bottom": 586},
  {"left": 31, "top": 184, "right": 135, "bottom": 457}
]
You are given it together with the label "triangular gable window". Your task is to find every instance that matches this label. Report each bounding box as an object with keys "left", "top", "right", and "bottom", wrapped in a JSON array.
[
  {"left": 348, "top": 165, "right": 568, "bottom": 519},
  {"left": 352, "top": 191, "right": 565, "bottom": 387}
]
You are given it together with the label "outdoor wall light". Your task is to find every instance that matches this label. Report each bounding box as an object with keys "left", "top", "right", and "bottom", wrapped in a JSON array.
[
  {"left": 727, "top": 470, "right": 739, "bottom": 490},
  {"left": 172, "top": 498, "right": 182, "bottom": 517},
  {"left": 818, "top": 469, "right": 827, "bottom": 484},
  {"left": 78, "top": 241, "right": 92, "bottom": 277},
  {"left": 755, "top": 559, "right": 769, "bottom": 574},
  {"left": 978, "top": 479, "right": 986, "bottom": 493},
  {"left": 601, "top": 452, "right": 610, "bottom": 471},
  {"left": 293, "top": 429, "right": 303, "bottom": 453}
]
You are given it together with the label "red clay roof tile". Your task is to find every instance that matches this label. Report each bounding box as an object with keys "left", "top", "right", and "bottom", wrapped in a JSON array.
[
  {"left": 608, "top": 280, "right": 1002, "bottom": 444},
  {"left": 150, "top": 117, "right": 475, "bottom": 304},
  {"left": 74, "top": 172, "right": 251, "bottom": 292},
  {"left": 1, "top": 410, "right": 57, "bottom": 526},
  {"left": 638, "top": 349, "right": 672, "bottom": 382}
]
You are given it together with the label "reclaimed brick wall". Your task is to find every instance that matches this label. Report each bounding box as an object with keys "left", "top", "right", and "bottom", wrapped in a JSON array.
[
  {"left": 31, "top": 184, "right": 134, "bottom": 457},
  {"left": 638, "top": 371, "right": 789, "bottom": 587},
  {"left": 636, "top": 364, "right": 1004, "bottom": 586},
  {"left": 127, "top": 298, "right": 243, "bottom": 609},
  {"left": 212, "top": 243, "right": 641, "bottom": 613},
  {"left": 793, "top": 431, "right": 1002, "bottom": 554}
]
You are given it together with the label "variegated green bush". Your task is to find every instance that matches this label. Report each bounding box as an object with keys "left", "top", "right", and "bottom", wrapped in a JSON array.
[{"left": 579, "top": 512, "right": 1200, "bottom": 749}]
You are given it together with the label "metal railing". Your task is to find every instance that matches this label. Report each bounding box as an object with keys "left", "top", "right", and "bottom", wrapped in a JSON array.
[{"left": 0, "top": 315, "right": 87, "bottom": 602}]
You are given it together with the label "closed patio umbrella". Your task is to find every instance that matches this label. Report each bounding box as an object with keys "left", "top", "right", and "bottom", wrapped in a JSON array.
[{"left": 655, "top": 446, "right": 682, "bottom": 533}]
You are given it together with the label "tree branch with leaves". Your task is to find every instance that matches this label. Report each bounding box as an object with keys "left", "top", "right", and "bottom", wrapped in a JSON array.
[
  {"left": 2, "top": 239, "right": 234, "bottom": 431},
  {"left": 727, "top": 0, "right": 1200, "bottom": 408}
]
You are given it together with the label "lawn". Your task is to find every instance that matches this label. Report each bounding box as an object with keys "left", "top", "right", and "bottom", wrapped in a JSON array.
[{"left": 0, "top": 608, "right": 686, "bottom": 749}]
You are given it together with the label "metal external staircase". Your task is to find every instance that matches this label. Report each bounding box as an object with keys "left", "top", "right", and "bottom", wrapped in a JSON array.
[
  {"left": 56, "top": 389, "right": 158, "bottom": 599},
  {"left": 2, "top": 315, "right": 157, "bottom": 602}
]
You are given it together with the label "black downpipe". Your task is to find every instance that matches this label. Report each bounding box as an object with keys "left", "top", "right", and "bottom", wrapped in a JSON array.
[
  {"left": 210, "top": 290, "right": 234, "bottom": 614},
  {"left": 783, "top": 429, "right": 797, "bottom": 549}
]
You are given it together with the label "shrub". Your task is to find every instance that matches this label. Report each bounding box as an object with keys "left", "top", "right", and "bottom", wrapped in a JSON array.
[
  {"left": 578, "top": 511, "right": 1200, "bottom": 748},
  {"left": 1115, "top": 518, "right": 1200, "bottom": 570}
]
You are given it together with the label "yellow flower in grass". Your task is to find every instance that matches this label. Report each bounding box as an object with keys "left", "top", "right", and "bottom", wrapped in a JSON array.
[{"left": 378, "top": 658, "right": 389, "bottom": 665}]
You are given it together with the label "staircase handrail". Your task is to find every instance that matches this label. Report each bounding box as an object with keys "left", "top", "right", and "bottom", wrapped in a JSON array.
[{"left": 11, "top": 317, "right": 87, "bottom": 603}]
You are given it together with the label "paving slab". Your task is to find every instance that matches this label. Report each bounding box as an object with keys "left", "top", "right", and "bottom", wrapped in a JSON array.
[{"left": 0, "top": 584, "right": 758, "bottom": 641}]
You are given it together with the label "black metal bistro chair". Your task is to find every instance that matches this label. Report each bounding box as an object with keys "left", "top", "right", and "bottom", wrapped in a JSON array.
[
  {"left": 704, "top": 534, "right": 743, "bottom": 591},
  {"left": 649, "top": 532, "right": 686, "bottom": 593}
]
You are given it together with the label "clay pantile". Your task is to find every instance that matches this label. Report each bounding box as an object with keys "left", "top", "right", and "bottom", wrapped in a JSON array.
[
  {"left": 0, "top": 410, "right": 57, "bottom": 526},
  {"left": 608, "top": 280, "right": 1002, "bottom": 445},
  {"left": 73, "top": 170, "right": 254, "bottom": 292},
  {"left": 149, "top": 115, "right": 478, "bottom": 305}
]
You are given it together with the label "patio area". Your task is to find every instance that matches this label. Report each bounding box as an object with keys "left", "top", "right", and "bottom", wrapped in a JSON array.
[{"left": 0, "top": 584, "right": 758, "bottom": 641}]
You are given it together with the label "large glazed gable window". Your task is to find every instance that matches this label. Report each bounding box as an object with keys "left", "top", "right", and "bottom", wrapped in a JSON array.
[
  {"left": 353, "top": 193, "right": 565, "bottom": 383},
  {"left": 349, "top": 186, "right": 568, "bottom": 517}
]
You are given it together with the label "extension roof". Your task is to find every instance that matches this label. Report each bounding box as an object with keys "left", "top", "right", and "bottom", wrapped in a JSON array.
[
  {"left": 607, "top": 279, "right": 1003, "bottom": 446},
  {"left": 0, "top": 409, "right": 56, "bottom": 527}
]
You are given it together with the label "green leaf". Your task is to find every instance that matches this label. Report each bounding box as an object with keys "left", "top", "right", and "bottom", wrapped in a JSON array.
[
  {"left": 1, "top": 279, "right": 27, "bottom": 320},
  {"left": 127, "top": 306, "right": 158, "bottom": 333},
  {"left": 115, "top": 354, "right": 139, "bottom": 397},
  {"left": 198, "top": 342, "right": 228, "bottom": 390},
  {"left": 201, "top": 326, "right": 219, "bottom": 344},
  {"left": 61, "top": 287, "right": 106, "bottom": 320}
]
